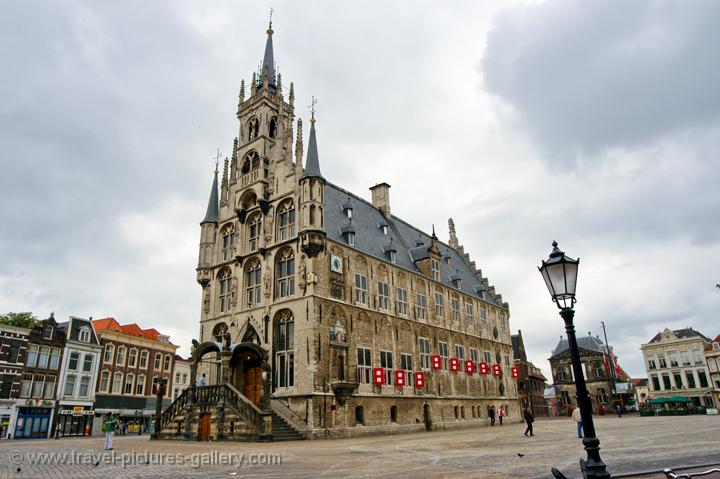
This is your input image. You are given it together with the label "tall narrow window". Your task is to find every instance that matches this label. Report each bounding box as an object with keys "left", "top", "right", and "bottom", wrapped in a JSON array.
[
  {"left": 44, "top": 376, "right": 55, "bottom": 397},
  {"left": 78, "top": 376, "right": 90, "bottom": 397},
  {"left": 139, "top": 350, "right": 149, "bottom": 368},
  {"left": 82, "top": 354, "right": 93, "bottom": 373},
  {"left": 438, "top": 341, "right": 449, "bottom": 370},
  {"left": 26, "top": 345, "right": 38, "bottom": 367},
  {"left": 248, "top": 215, "right": 261, "bottom": 251},
  {"left": 68, "top": 352, "right": 80, "bottom": 371},
  {"left": 136, "top": 375, "right": 146, "bottom": 395},
  {"left": 112, "top": 373, "right": 123, "bottom": 394},
  {"left": 357, "top": 347, "right": 372, "bottom": 384},
  {"left": 401, "top": 353, "right": 413, "bottom": 386},
  {"left": 380, "top": 351, "right": 393, "bottom": 385},
  {"left": 396, "top": 288, "right": 408, "bottom": 315},
  {"left": 154, "top": 353, "right": 162, "bottom": 371},
  {"left": 431, "top": 259, "right": 440, "bottom": 281},
  {"left": 128, "top": 349, "right": 137, "bottom": 368},
  {"left": 245, "top": 260, "right": 262, "bottom": 306},
  {"left": 419, "top": 337, "right": 431, "bottom": 369},
  {"left": 455, "top": 344, "right": 465, "bottom": 360},
  {"left": 451, "top": 298, "right": 461, "bottom": 321},
  {"left": 219, "top": 268, "right": 233, "bottom": 312},
  {"left": 64, "top": 374, "right": 76, "bottom": 396},
  {"left": 164, "top": 355, "right": 171, "bottom": 371},
  {"left": 103, "top": 344, "right": 114, "bottom": 364},
  {"left": 221, "top": 223, "right": 235, "bottom": 261},
  {"left": 277, "top": 250, "right": 296, "bottom": 298},
  {"left": 274, "top": 311, "right": 294, "bottom": 388},
  {"left": 99, "top": 371, "right": 110, "bottom": 392},
  {"left": 125, "top": 374, "right": 135, "bottom": 394},
  {"left": 277, "top": 202, "right": 296, "bottom": 241},
  {"left": 435, "top": 292, "right": 444, "bottom": 317},
  {"left": 466, "top": 303, "right": 474, "bottom": 323},
  {"left": 415, "top": 293, "right": 427, "bottom": 320},
  {"left": 378, "top": 281, "right": 390, "bottom": 311},
  {"left": 38, "top": 346, "right": 49, "bottom": 368},
  {"left": 354, "top": 274, "right": 368, "bottom": 304},
  {"left": 116, "top": 346, "right": 126, "bottom": 366},
  {"left": 49, "top": 348, "right": 60, "bottom": 369},
  {"left": 79, "top": 327, "right": 90, "bottom": 342}
]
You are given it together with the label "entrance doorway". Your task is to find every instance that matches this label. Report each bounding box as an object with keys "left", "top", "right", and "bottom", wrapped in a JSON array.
[
  {"left": 230, "top": 347, "right": 263, "bottom": 406},
  {"left": 423, "top": 404, "right": 431, "bottom": 431},
  {"left": 199, "top": 413, "right": 211, "bottom": 441}
]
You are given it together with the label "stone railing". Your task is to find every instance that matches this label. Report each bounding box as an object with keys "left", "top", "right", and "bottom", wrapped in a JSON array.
[
  {"left": 222, "top": 383, "right": 268, "bottom": 434},
  {"left": 159, "top": 388, "right": 189, "bottom": 431}
]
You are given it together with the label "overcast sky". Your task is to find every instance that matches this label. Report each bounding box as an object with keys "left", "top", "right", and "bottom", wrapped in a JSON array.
[{"left": 1, "top": 0, "right": 718, "bottom": 379}]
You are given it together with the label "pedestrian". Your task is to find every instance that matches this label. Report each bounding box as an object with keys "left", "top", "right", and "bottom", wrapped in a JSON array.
[
  {"left": 498, "top": 406, "right": 504, "bottom": 426},
  {"left": 572, "top": 406, "right": 583, "bottom": 438},
  {"left": 523, "top": 406, "right": 534, "bottom": 436},
  {"left": 198, "top": 373, "right": 206, "bottom": 386},
  {"left": 102, "top": 412, "right": 117, "bottom": 450},
  {"left": 615, "top": 403, "right": 622, "bottom": 417},
  {"left": 488, "top": 405, "right": 496, "bottom": 426}
]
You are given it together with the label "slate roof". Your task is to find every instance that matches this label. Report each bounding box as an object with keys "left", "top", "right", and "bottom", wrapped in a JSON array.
[
  {"left": 647, "top": 327, "right": 711, "bottom": 344},
  {"left": 201, "top": 171, "right": 219, "bottom": 225},
  {"left": 301, "top": 119, "right": 322, "bottom": 179},
  {"left": 323, "top": 182, "right": 505, "bottom": 308},
  {"left": 550, "top": 335, "right": 606, "bottom": 358},
  {"left": 511, "top": 333, "right": 523, "bottom": 360},
  {"left": 260, "top": 24, "right": 276, "bottom": 89},
  {"left": 58, "top": 316, "right": 100, "bottom": 346}
]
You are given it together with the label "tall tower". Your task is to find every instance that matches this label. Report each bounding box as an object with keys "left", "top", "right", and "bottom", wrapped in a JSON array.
[{"left": 298, "top": 106, "right": 326, "bottom": 258}]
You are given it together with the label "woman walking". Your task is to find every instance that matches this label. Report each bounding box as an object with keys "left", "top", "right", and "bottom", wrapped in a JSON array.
[{"left": 523, "top": 406, "right": 535, "bottom": 436}]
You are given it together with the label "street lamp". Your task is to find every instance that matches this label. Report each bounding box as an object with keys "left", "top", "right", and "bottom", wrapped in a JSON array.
[{"left": 539, "top": 241, "right": 610, "bottom": 479}]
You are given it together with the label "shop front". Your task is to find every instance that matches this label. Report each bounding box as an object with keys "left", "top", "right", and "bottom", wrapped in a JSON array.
[
  {"left": 57, "top": 405, "right": 94, "bottom": 437},
  {"left": 14, "top": 399, "right": 56, "bottom": 439},
  {"left": 0, "top": 400, "right": 15, "bottom": 439}
]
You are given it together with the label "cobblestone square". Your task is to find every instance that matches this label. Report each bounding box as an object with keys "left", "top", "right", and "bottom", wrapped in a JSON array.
[{"left": 1, "top": 415, "right": 718, "bottom": 478}]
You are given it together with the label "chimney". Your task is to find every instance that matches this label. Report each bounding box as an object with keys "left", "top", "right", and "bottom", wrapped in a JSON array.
[{"left": 370, "top": 183, "right": 391, "bottom": 218}]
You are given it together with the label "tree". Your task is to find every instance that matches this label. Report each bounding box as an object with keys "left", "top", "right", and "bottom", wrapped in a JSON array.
[{"left": 0, "top": 312, "right": 37, "bottom": 328}]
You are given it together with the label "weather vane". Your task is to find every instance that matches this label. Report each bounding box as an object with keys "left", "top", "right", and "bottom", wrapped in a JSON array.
[
  {"left": 213, "top": 148, "right": 222, "bottom": 174},
  {"left": 309, "top": 95, "right": 318, "bottom": 122},
  {"left": 269, "top": 7, "right": 273, "bottom": 29}
]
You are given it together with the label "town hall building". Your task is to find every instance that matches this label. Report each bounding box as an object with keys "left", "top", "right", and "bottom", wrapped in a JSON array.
[{"left": 157, "top": 22, "right": 519, "bottom": 441}]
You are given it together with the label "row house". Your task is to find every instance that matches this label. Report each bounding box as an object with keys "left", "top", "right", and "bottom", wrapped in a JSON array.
[
  {"left": 641, "top": 327, "right": 715, "bottom": 408},
  {"left": 13, "top": 314, "right": 65, "bottom": 439},
  {"left": 705, "top": 335, "right": 720, "bottom": 408},
  {"left": 56, "top": 316, "right": 102, "bottom": 436},
  {"left": 92, "top": 318, "right": 178, "bottom": 434},
  {"left": 0, "top": 324, "right": 29, "bottom": 438},
  {"left": 512, "top": 330, "right": 548, "bottom": 416}
]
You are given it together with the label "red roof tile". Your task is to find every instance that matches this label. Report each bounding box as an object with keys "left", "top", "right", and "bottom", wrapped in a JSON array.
[{"left": 92, "top": 317, "right": 122, "bottom": 332}]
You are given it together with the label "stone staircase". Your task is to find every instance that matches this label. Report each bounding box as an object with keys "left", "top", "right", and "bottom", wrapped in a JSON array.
[{"left": 156, "top": 384, "right": 306, "bottom": 441}]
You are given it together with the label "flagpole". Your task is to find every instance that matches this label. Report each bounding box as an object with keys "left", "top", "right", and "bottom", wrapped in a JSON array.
[{"left": 600, "top": 322, "right": 618, "bottom": 402}]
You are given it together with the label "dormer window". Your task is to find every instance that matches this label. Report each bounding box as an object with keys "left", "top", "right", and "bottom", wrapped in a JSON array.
[
  {"left": 347, "top": 232, "right": 355, "bottom": 246},
  {"left": 450, "top": 272, "right": 462, "bottom": 290},
  {"left": 377, "top": 219, "right": 388, "bottom": 235},
  {"left": 382, "top": 238, "right": 397, "bottom": 264},
  {"left": 443, "top": 253, "right": 452, "bottom": 265},
  {"left": 431, "top": 259, "right": 440, "bottom": 281},
  {"left": 43, "top": 326, "right": 54, "bottom": 340},
  {"left": 714, "top": 342, "right": 720, "bottom": 350},
  {"left": 340, "top": 221, "right": 355, "bottom": 247},
  {"left": 341, "top": 197, "right": 353, "bottom": 219},
  {"left": 79, "top": 327, "right": 90, "bottom": 342}
]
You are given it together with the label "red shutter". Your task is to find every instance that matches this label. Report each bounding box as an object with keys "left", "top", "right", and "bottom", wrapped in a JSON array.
[
  {"left": 394, "top": 370, "right": 406, "bottom": 387},
  {"left": 450, "top": 358, "right": 460, "bottom": 372},
  {"left": 414, "top": 371, "right": 425, "bottom": 388},
  {"left": 511, "top": 367, "right": 519, "bottom": 379},
  {"left": 479, "top": 362, "right": 490, "bottom": 375},
  {"left": 431, "top": 355, "right": 442, "bottom": 370},
  {"left": 492, "top": 364, "right": 502, "bottom": 376},
  {"left": 373, "top": 367, "right": 385, "bottom": 385},
  {"left": 465, "top": 360, "right": 476, "bottom": 374}
]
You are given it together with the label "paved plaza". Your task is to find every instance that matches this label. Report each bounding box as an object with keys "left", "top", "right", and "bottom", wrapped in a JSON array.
[{"left": 0, "top": 415, "right": 718, "bottom": 479}]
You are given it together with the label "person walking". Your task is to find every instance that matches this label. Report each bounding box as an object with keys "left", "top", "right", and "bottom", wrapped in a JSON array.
[
  {"left": 488, "top": 405, "right": 496, "bottom": 426},
  {"left": 102, "top": 412, "right": 118, "bottom": 450},
  {"left": 572, "top": 406, "right": 583, "bottom": 438},
  {"left": 615, "top": 403, "right": 623, "bottom": 417},
  {"left": 498, "top": 406, "right": 504, "bottom": 426},
  {"left": 523, "top": 406, "right": 535, "bottom": 436}
]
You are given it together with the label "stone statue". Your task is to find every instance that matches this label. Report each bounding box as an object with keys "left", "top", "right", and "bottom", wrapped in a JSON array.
[
  {"left": 298, "top": 256, "right": 307, "bottom": 289},
  {"left": 263, "top": 268, "right": 271, "bottom": 298}
]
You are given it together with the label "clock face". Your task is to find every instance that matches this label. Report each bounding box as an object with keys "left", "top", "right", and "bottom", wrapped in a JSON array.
[{"left": 330, "top": 254, "right": 343, "bottom": 274}]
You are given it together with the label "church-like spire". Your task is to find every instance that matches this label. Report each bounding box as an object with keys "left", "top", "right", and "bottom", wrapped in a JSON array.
[
  {"left": 260, "top": 18, "right": 276, "bottom": 90},
  {"left": 201, "top": 167, "right": 219, "bottom": 225},
  {"left": 302, "top": 98, "right": 323, "bottom": 179}
]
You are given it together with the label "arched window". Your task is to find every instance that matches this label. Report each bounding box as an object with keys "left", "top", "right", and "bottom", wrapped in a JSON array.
[
  {"left": 218, "top": 268, "right": 233, "bottom": 313},
  {"left": 136, "top": 375, "right": 146, "bottom": 395},
  {"left": 154, "top": 353, "right": 162, "bottom": 371},
  {"left": 245, "top": 260, "right": 262, "bottom": 307},
  {"left": 276, "top": 249, "right": 295, "bottom": 298},
  {"left": 247, "top": 117, "right": 259, "bottom": 141},
  {"left": 269, "top": 117, "right": 277, "bottom": 139},
  {"left": 221, "top": 223, "right": 235, "bottom": 261},
  {"left": 212, "top": 322, "right": 228, "bottom": 342},
  {"left": 112, "top": 372, "right": 123, "bottom": 394},
  {"left": 116, "top": 346, "right": 126, "bottom": 366},
  {"left": 248, "top": 214, "right": 261, "bottom": 251},
  {"left": 240, "top": 150, "right": 260, "bottom": 175},
  {"left": 274, "top": 310, "right": 294, "bottom": 389},
  {"left": 164, "top": 355, "right": 171, "bottom": 372},
  {"left": 124, "top": 373, "right": 135, "bottom": 394},
  {"left": 128, "top": 348, "right": 138, "bottom": 368},
  {"left": 277, "top": 201, "right": 296, "bottom": 241}
]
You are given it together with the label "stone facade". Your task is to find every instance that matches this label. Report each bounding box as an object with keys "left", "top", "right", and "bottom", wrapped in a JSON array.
[
  {"left": 0, "top": 323, "right": 30, "bottom": 438},
  {"left": 190, "top": 22, "right": 519, "bottom": 439},
  {"left": 641, "top": 327, "right": 715, "bottom": 408},
  {"left": 511, "top": 330, "right": 547, "bottom": 416},
  {"left": 549, "top": 334, "right": 626, "bottom": 415},
  {"left": 705, "top": 336, "right": 720, "bottom": 408}
]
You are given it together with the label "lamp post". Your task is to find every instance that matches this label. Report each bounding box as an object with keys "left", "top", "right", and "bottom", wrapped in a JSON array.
[
  {"left": 539, "top": 241, "right": 610, "bottom": 479},
  {"left": 150, "top": 377, "right": 168, "bottom": 440}
]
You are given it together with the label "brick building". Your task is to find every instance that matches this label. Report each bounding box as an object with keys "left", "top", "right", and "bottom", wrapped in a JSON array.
[
  {"left": 706, "top": 335, "right": 720, "bottom": 408},
  {"left": 0, "top": 323, "right": 29, "bottom": 438},
  {"left": 92, "top": 318, "right": 177, "bottom": 433},
  {"left": 13, "top": 313, "right": 65, "bottom": 439},
  {"left": 511, "top": 330, "right": 547, "bottom": 416},
  {"left": 159, "top": 22, "right": 519, "bottom": 441}
]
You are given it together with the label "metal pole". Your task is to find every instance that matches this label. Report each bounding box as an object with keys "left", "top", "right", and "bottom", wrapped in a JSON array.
[
  {"left": 554, "top": 308, "right": 610, "bottom": 479},
  {"left": 601, "top": 321, "right": 618, "bottom": 402}
]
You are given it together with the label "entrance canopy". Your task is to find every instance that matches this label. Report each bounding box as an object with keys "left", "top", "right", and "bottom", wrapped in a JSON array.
[{"left": 649, "top": 396, "right": 691, "bottom": 404}]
